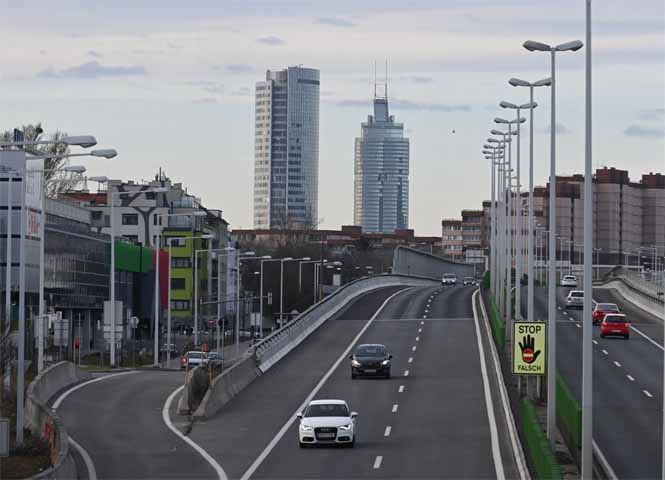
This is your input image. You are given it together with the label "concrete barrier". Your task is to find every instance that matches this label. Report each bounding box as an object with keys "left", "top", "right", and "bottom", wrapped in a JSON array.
[
  {"left": 25, "top": 362, "right": 90, "bottom": 479},
  {"left": 392, "top": 245, "right": 477, "bottom": 279},
  {"left": 597, "top": 278, "right": 664, "bottom": 321},
  {"left": 193, "top": 356, "right": 261, "bottom": 420},
  {"left": 253, "top": 274, "right": 437, "bottom": 372}
]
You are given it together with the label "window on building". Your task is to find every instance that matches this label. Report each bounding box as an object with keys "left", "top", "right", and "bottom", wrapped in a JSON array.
[
  {"left": 170, "top": 300, "right": 190, "bottom": 311},
  {"left": 122, "top": 213, "right": 139, "bottom": 225},
  {"left": 91, "top": 211, "right": 102, "bottom": 221},
  {"left": 171, "top": 278, "right": 186, "bottom": 290},
  {"left": 123, "top": 235, "right": 139, "bottom": 244},
  {"left": 171, "top": 258, "right": 192, "bottom": 268},
  {"left": 169, "top": 238, "right": 186, "bottom": 247}
]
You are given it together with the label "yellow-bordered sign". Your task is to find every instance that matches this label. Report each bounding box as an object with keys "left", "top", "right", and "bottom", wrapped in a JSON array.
[{"left": 513, "top": 322, "right": 546, "bottom": 375}]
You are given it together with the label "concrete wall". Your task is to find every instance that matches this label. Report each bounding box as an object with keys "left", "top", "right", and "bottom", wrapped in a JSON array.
[
  {"left": 392, "top": 245, "right": 476, "bottom": 279},
  {"left": 26, "top": 362, "right": 90, "bottom": 479}
]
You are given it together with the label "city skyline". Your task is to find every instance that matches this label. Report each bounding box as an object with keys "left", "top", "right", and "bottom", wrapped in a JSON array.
[{"left": 0, "top": 1, "right": 662, "bottom": 236}]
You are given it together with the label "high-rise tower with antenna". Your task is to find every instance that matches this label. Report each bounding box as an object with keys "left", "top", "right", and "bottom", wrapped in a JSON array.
[{"left": 353, "top": 62, "right": 410, "bottom": 233}]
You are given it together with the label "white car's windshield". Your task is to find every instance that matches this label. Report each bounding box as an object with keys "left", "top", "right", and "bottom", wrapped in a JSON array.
[{"left": 304, "top": 404, "right": 349, "bottom": 418}]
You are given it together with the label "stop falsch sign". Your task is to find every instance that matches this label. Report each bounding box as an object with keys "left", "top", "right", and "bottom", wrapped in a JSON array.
[{"left": 512, "top": 322, "right": 546, "bottom": 375}]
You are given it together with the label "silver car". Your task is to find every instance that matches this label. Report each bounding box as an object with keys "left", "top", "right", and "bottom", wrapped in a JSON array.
[{"left": 565, "top": 290, "right": 584, "bottom": 309}]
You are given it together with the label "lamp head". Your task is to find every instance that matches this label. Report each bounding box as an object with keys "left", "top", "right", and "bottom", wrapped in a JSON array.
[
  {"left": 494, "top": 117, "right": 510, "bottom": 124},
  {"left": 534, "top": 77, "right": 552, "bottom": 87},
  {"left": 88, "top": 175, "right": 108, "bottom": 183},
  {"left": 62, "top": 135, "right": 97, "bottom": 148},
  {"left": 90, "top": 149, "right": 118, "bottom": 159},
  {"left": 499, "top": 101, "right": 518, "bottom": 109},
  {"left": 520, "top": 102, "right": 538, "bottom": 109},
  {"left": 523, "top": 40, "right": 551, "bottom": 52},
  {"left": 556, "top": 40, "right": 583, "bottom": 52},
  {"left": 508, "top": 78, "right": 530, "bottom": 87},
  {"left": 64, "top": 165, "right": 86, "bottom": 174}
]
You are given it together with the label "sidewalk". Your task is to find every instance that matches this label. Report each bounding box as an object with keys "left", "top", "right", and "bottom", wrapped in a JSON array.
[{"left": 159, "top": 340, "right": 253, "bottom": 369}]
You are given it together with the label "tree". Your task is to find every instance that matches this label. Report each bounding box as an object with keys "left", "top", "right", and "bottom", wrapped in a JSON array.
[{"left": 1, "top": 123, "right": 84, "bottom": 197}]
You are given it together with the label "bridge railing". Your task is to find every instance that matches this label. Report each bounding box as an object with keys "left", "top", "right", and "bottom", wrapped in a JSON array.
[
  {"left": 251, "top": 273, "right": 437, "bottom": 371},
  {"left": 392, "top": 245, "right": 479, "bottom": 279}
]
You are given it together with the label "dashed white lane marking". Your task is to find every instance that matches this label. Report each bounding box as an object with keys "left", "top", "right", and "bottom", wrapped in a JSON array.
[
  {"left": 392, "top": 404, "right": 398, "bottom": 413},
  {"left": 420, "top": 321, "right": 424, "bottom": 325},
  {"left": 614, "top": 361, "right": 622, "bottom": 368},
  {"left": 627, "top": 375, "right": 635, "bottom": 382},
  {"left": 563, "top": 311, "right": 568, "bottom": 316},
  {"left": 558, "top": 306, "right": 562, "bottom": 311},
  {"left": 418, "top": 328, "right": 422, "bottom": 333},
  {"left": 398, "top": 385, "right": 405, "bottom": 393},
  {"left": 593, "top": 340, "right": 598, "bottom": 345},
  {"left": 384, "top": 426, "right": 392, "bottom": 437},
  {"left": 403, "top": 370, "right": 410, "bottom": 377},
  {"left": 408, "top": 357, "right": 413, "bottom": 363},
  {"left": 576, "top": 324, "right": 582, "bottom": 329},
  {"left": 416, "top": 336, "right": 420, "bottom": 342},
  {"left": 602, "top": 349, "right": 608, "bottom": 355},
  {"left": 644, "top": 390, "right": 653, "bottom": 398},
  {"left": 422, "top": 315, "right": 427, "bottom": 318},
  {"left": 412, "top": 346, "right": 417, "bottom": 352},
  {"left": 373, "top": 456, "right": 383, "bottom": 469}
]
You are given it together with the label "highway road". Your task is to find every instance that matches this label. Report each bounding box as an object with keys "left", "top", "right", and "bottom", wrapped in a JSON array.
[
  {"left": 530, "top": 285, "right": 663, "bottom": 479},
  {"left": 190, "top": 284, "right": 521, "bottom": 479}
]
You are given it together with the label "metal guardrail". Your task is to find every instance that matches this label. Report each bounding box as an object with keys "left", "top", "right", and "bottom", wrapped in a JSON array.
[{"left": 251, "top": 274, "right": 437, "bottom": 370}]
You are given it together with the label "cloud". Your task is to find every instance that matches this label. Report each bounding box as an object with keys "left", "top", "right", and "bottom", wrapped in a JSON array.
[
  {"left": 36, "top": 61, "right": 146, "bottom": 79},
  {"left": 315, "top": 17, "right": 355, "bottom": 28},
  {"left": 400, "top": 75, "right": 433, "bottom": 84},
  {"left": 336, "top": 98, "right": 470, "bottom": 112},
  {"left": 87, "top": 50, "right": 102, "bottom": 58},
  {"left": 231, "top": 87, "right": 251, "bottom": 96},
  {"left": 640, "top": 108, "right": 665, "bottom": 121},
  {"left": 541, "top": 123, "right": 571, "bottom": 135},
  {"left": 221, "top": 64, "right": 255, "bottom": 74},
  {"left": 257, "top": 35, "right": 285, "bottom": 46},
  {"left": 183, "top": 81, "right": 224, "bottom": 95},
  {"left": 192, "top": 97, "right": 219, "bottom": 105},
  {"left": 624, "top": 124, "right": 665, "bottom": 138}
]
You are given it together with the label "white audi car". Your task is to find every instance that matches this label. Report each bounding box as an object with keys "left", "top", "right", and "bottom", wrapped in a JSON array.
[{"left": 297, "top": 399, "right": 357, "bottom": 448}]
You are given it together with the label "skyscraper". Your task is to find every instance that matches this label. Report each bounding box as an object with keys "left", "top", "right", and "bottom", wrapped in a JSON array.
[
  {"left": 253, "top": 66, "right": 320, "bottom": 229},
  {"left": 353, "top": 90, "right": 410, "bottom": 233}
]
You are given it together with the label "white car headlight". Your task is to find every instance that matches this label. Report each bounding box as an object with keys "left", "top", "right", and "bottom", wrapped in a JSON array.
[
  {"left": 339, "top": 424, "right": 352, "bottom": 431},
  {"left": 381, "top": 359, "right": 390, "bottom": 366},
  {"left": 300, "top": 424, "right": 313, "bottom": 432},
  {"left": 351, "top": 360, "right": 361, "bottom": 367}
]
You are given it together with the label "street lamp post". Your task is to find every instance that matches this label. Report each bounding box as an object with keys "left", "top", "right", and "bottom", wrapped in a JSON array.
[
  {"left": 509, "top": 77, "right": 552, "bottom": 325},
  {"left": 524, "top": 36, "right": 583, "bottom": 446}
]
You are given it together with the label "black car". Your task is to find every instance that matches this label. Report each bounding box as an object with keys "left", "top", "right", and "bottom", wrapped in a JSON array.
[{"left": 350, "top": 344, "right": 392, "bottom": 379}]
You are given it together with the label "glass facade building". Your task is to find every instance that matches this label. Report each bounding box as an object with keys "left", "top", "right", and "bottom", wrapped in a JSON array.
[
  {"left": 254, "top": 66, "right": 320, "bottom": 229},
  {"left": 354, "top": 97, "right": 410, "bottom": 233}
]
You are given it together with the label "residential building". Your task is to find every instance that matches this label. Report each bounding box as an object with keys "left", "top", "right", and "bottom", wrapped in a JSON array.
[
  {"left": 254, "top": 66, "right": 320, "bottom": 229},
  {"left": 353, "top": 92, "right": 410, "bottom": 233},
  {"left": 441, "top": 220, "right": 464, "bottom": 261},
  {"left": 461, "top": 210, "right": 485, "bottom": 264}
]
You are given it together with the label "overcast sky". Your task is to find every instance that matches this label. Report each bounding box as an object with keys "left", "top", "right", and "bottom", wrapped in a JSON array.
[{"left": 1, "top": 0, "right": 663, "bottom": 235}]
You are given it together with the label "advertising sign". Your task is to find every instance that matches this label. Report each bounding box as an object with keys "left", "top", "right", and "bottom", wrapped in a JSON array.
[{"left": 513, "top": 322, "right": 546, "bottom": 375}]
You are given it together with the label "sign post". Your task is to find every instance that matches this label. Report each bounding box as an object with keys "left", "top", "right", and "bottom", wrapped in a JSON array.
[{"left": 513, "top": 322, "right": 546, "bottom": 376}]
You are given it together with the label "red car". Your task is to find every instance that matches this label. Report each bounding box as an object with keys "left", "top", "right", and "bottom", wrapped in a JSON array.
[
  {"left": 592, "top": 303, "right": 620, "bottom": 325},
  {"left": 600, "top": 314, "right": 630, "bottom": 339}
]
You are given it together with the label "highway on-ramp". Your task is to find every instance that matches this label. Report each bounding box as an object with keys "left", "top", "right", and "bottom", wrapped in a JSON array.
[{"left": 190, "top": 284, "right": 520, "bottom": 479}]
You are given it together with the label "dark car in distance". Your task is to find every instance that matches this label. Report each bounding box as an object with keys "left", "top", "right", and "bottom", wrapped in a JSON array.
[{"left": 350, "top": 344, "right": 392, "bottom": 379}]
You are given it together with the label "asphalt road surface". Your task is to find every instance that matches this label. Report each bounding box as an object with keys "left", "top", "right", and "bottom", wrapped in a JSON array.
[
  {"left": 530, "top": 285, "right": 663, "bottom": 479},
  {"left": 190, "top": 284, "right": 517, "bottom": 479}
]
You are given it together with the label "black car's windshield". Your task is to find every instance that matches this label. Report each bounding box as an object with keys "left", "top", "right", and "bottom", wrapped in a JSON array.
[
  {"left": 304, "top": 404, "right": 349, "bottom": 417},
  {"left": 355, "top": 345, "right": 386, "bottom": 357}
]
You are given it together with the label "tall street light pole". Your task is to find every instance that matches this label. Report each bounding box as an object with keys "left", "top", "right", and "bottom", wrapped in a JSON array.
[
  {"left": 524, "top": 36, "right": 583, "bottom": 446},
  {"left": 509, "top": 77, "right": 552, "bottom": 326}
]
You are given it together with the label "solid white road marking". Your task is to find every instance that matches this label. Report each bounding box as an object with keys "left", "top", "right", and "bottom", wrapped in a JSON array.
[
  {"left": 384, "top": 426, "right": 392, "bottom": 437},
  {"left": 471, "top": 290, "right": 506, "bottom": 480},
  {"left": 398, "top": 385, "right": 405, "bottom": 393},
  {"left": 403, "top": 370, "right": 410, "bottom": 377},
  {"left": 602, "top": 349, "right": 608, "bottom": 355},
  {"left": 164, "top": 386, "right": 228, "bottom": 479},
  {"left": 627, "top": 375, "right": 635, "bottom": 382},
  {"left": 69, "top": 437, "right": 98, "bottom": 480},
  {"left": 52, "top": 370, "right": 139, "bottom": 480},
  {"left": 373, "top": 456, "right": 383, "bottom": 469},
  {"left": 630, "top": 324, "right": 664, "bottom": 351},
  {"left": 392, "top": 404, "right": 398, "bottom": 413},
  {"left": 644, "top": 390, "right": 653, "bottom": 398},
  {"left": 613, "top": 361, "right": 622, "bottom": 368},
  {"left": 239, "top": 287, "right": 413, "bottom": 480},
  {"left": 408, "top": 357, "right": 413, "bottom": 363}
]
